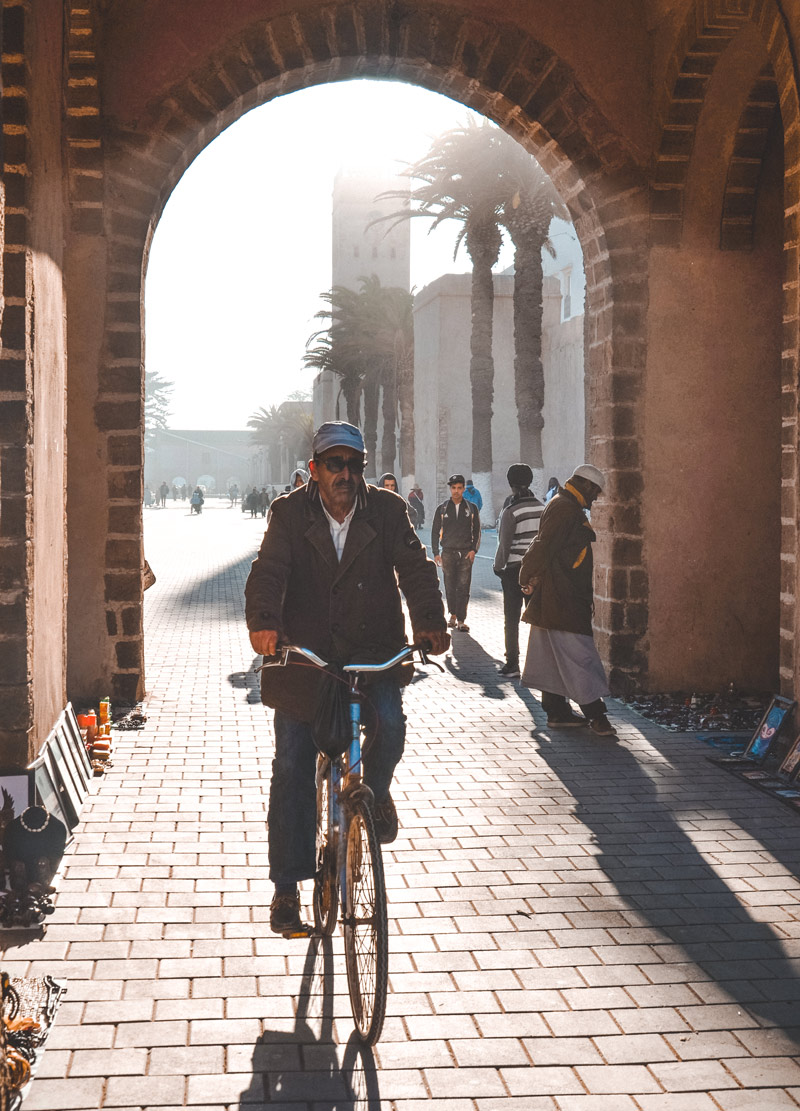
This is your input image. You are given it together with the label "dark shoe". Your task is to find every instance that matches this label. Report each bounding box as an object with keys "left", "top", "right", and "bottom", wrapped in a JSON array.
[
  {"left": 457, "top": 622, "right": 470, "bottom": 632},
  {"left": 447, "top": 614, "right": 457, "bottom": 628},
  {"left": 373, "top": 794, "right": 399, "bottom": 844},
  {"left": 499, "top": 663, "right": 520, "bottom": 677},
  {"left": 547, "top": 711, "right": 587, "bottom": 728},
  {"left": 589, "top": 714, "right": 617, "bottom": 737},
  {"left": 270, "top": 893, "right": 307, "bottom": 936}
]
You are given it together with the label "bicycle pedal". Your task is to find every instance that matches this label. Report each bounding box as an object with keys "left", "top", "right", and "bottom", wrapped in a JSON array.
[{"left": 282, "top": 924, "right": 313, "bottom": 939}]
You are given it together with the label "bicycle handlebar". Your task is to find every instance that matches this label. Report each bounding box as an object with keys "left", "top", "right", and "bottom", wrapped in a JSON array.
[{"left": 258, "top": 643, "right": 444, "bottom": 674}]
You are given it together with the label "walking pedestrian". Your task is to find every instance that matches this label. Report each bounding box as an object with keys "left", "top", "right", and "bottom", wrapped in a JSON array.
[
  {"left": 544, "top": 476, "right": 559, "bottom": 504},
  {"left": 463, "top": 478, "right": 483, "bottom": 512},
  {"left": 493, "top": 464, "right": 544, "bottom": 677},
  {"left": 247, "top": 488, "right": 259, "bottom": 517},
  {"left": 431, "top": 474, "right": 480, "bottom": 632},
  {"left": 519, "top": 464, "right": 616, "bottom": 736},
  {"left": 408, "top": 485, "right": 425, "bottom": 526},
  {"left": 189, "top": 486, "right": 204, "bottom": 515},
  {"left": 378, "top": 473, "right": 418, "bottom": 528},
  {"left": 159, "top": 481, "right": 169, "bottom": 507},
  {"left": 259, "top": 487, "right": 270, "bottom": 517}
]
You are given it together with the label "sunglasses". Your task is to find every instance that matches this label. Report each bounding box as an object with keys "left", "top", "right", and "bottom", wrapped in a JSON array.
[{"left": 315, "top": 454, "right": 366, "bottom": 475}]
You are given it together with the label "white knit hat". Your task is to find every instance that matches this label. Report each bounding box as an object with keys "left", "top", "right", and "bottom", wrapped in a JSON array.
[{"left": 570, "top": 463, "right": 606, "bottom": 491}]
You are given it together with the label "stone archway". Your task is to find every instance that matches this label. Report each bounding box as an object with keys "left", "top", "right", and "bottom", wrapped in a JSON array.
[
  {"left": 647, "top": 0, "right": 798, "bottom": 693},
  {"left": 65, "top": 2, "right": 650, "bottom": 706}
]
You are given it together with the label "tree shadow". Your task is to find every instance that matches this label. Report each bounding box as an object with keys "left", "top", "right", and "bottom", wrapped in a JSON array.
[
  {"left": 530, "top": 726, "right": 800, "bottom": 1041},
  {"left": 237, "top": 935, "right": 382, "bottom": 1108}
]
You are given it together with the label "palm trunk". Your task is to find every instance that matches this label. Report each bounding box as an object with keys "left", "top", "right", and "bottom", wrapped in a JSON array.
[
  {"left": 468, "top": 223, "right": 501, "bottom": 511},
  {"left": 380, "top": 359, "right": 397, "bottom": 474},
  {"left": 397, "top": 347, "right": 415, "bottom": 485},
  {"left": 512, "top": 235, "right": 546, "bottom": 467},
  {"left": 362, "top": 375, "right": 379, "bottom": 472}
]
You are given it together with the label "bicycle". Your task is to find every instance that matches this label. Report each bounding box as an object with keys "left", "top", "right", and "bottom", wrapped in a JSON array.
[{"left": 261, "top": 642, "right": 442, "bottom": 1045}]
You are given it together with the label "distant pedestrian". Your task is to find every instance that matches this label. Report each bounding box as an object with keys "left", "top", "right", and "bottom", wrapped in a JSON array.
[
  {"left": 246, "top": 488, "right": 259, "bottom": 517},
  {"left": 519, "top": 464, "right": 616, "bottom": 736},
  {"left": 408, "top": 485, "right": 424, "bottom": 526},
  {"left": 143, "top": 486, "right": 154, "bottom": 508},
  {"left": 229, "top": 483, "right": 239, "bottom": 507},
  {"left": 190, "top": 486, "right": 204, "bottom": 515},
  {"left": 493, "top": 464, "right": 544, "bottom": 677},
  {"left": 431, "top": 474, "right": 480, "bottom": 632},
  {"left": 544, "top": 476, "right": 559, "bottom": 504},
  {"left": 259, "top": 487, "right": 270, "bottom": 517},
  {"left": 289, "top": 468, "right": 308, "bottom": 490},
  {"left": 463, "top": 478, "right": 483, "bottom": 513},
  {"left": 159, "top": 481, "right": 169, "bottom": 507},
  {"left": 171, "top": 484, "right": 178, "bottom": 501},
  {"left": 181, "top": 485, "right": 187, "bottom": 501},
  {"left": 378, "top": 473, "right": 417, "bottom": 527}
]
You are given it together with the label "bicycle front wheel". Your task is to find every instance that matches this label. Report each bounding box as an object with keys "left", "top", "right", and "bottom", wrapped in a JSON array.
[
  {"left": 343, "top": 797, "right": 388, "bottom": 1044},
  {"left": 313, "top": 757, "right": 338, "bottom": 936}
]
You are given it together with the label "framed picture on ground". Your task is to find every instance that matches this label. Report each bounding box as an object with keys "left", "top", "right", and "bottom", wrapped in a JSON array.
[
  {"left": 31, "top": 759, "right": 72, "bottom": 834},
  {"left": 710, "top": 694, "right": 796, "bottom": 770},
  {"left": 780, "top": 733, "right": 800, "bottom": 782},
  {"left": 0, "top": 773, "right": 33, "bottom": 823},
  {"left": 744, "top": 696, "right": 796, "bottom": 762}
]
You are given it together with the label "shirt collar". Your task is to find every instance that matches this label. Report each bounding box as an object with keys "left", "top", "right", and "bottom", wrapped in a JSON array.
[{"left": 321, "top": 498, "right": 356, "bottom": 530}]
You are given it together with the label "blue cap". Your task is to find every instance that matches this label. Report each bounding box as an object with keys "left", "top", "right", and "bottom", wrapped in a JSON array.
[{"left": 312, "top": 421, "right": 366, "bottom": 456}]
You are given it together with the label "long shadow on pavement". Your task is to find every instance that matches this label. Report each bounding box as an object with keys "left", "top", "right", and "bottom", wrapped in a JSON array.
[
  {"left": 531, "top": 727, "right": 800, "bottom": 1042},
  {"left": 237, "top": 935, "right": 381, "bottom": 1108}
]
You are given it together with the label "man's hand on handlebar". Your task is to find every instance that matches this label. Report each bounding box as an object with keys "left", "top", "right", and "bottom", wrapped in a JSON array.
[
  {"left": 250, "top": 629, "right": 279, "bottom": 657},
  {"left": 416, "top": 629, "right": 450, "bottom": 655}
]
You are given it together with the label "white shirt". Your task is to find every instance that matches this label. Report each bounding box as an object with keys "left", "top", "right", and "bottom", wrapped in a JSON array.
[{"left": 321, "top": 499, "right": 357, "bottom": 561}]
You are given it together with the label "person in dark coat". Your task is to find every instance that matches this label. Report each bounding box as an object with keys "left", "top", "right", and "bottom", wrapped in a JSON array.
[
  {"left": 518, "top": 463, "right": 616, "bottom": 736},
  {"left": 408, "top": 485, "right": 425, "bottom": 526},
  {"left": 245, "top": 421, "right": 449, "bottom": 936},
  {"left": 431, "top": 474, "right": 480, "bottom": 632},
  {"left": 378, "top": 472, "right": 418, "bottom": 527}
]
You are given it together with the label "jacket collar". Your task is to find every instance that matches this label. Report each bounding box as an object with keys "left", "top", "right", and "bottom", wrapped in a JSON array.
[
  {"left": 306, "top": 476, "right": 368, "bottom": 513},
  {"left": 304, "top": 479, "right": 375, "bottom": 578}
]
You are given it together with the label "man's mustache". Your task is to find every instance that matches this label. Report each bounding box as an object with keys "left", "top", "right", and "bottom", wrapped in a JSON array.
[{"left": 333, "top": 477, "right": 355, "bottom": 489}]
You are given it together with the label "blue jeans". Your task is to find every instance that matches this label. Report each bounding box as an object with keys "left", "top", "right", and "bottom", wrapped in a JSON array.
[{"left": 268, "top": 679, "right": 406, "bottom": 887}]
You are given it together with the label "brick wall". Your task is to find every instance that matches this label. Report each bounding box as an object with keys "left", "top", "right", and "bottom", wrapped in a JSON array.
[{"left": 0, "top": 0, "right": 34, "bottom": 764}]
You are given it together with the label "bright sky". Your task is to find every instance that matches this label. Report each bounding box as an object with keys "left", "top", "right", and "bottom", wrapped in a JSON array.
[{"left": 145, "top": 79, "right": 517, "bottom": 430}]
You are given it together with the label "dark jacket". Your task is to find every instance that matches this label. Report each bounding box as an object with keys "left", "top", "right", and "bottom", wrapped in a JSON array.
[
  {"left": 431, "top": 498, "right": 481, "bottom": 556},
  {"left": 245, "top": 481, "right": 446, "bottom": 717},
  {"left": 518, "top": 487, "right": 596, "bottom": 636}
]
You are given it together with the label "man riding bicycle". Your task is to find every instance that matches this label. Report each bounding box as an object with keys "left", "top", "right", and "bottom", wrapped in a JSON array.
[{"left": 245, "top": 421, "right": 449, "bottom": 935}]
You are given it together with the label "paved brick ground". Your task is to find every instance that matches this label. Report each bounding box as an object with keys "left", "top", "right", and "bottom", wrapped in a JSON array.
[{"left": 5, "top": 500, "right": 800, "bottom": 1109}]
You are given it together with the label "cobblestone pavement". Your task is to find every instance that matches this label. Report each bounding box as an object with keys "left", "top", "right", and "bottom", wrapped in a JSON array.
[{"left": 5, "top": 499, "right": 800, "bottom": 1109}]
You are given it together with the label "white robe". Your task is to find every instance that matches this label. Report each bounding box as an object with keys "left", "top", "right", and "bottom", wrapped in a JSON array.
[{"left": 522, "top": 626, "right": 610, "bottom": 705}]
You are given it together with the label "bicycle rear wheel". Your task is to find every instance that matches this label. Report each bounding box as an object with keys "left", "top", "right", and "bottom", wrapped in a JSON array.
[
  {"left": 313, "top": 757, "right": 338, "bottom": 936},
  {"left": 343, "top": 797, "right": 388, "bottom": 1044}
]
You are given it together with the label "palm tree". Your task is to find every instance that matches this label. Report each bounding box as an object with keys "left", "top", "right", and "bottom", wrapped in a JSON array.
[
  {"left": 497, "top": 137, "right": 568, "bottom": 468},
  {"left": 304, "top": 276, "right": 414, "bottom": 475},
  {"left": 247, "top": 405, "right": 284, "bottom": 479},
  {"left": 303, "top": 287, "right": 364, "bottom": 425},
  {"left": 377, "top": 120, "right": 506, "bottom": 508}
]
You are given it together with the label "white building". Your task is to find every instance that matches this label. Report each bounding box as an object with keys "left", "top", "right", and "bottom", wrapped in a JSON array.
[{"left": 413, "top": 219, "right": 586, "bottom": 519}]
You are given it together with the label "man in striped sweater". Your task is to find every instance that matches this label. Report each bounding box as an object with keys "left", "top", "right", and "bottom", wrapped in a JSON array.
[{"left": 493, "top": 464, "right": 545, "bottom": 677}]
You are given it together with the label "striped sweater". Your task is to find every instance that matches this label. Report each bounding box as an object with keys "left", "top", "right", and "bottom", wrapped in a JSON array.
[{"left": 493, "top": 493, "right": 545, "bottom": 572}]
